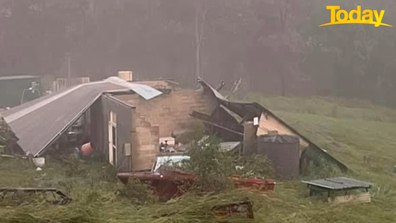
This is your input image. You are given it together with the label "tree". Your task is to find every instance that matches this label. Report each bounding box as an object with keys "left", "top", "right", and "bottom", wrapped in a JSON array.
[{"left": 194, "top": 0, "right": 207, "bottom": 78}]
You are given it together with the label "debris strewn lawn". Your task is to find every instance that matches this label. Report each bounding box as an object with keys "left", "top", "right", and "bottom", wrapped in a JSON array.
[{"left": 1, "top": 97, "right": 396, "bottom": 223}]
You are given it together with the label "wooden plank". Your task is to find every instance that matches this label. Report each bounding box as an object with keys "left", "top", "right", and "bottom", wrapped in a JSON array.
[
  {"left": 329, "top": 192, "right": 371, "bottom": 205},
  {"left": 243, "top": 121, "right": 257, "bottom": 155}
]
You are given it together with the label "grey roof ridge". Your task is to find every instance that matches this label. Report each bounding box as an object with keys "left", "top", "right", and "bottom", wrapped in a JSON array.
[{"left": 4, "top": 81, "right": 107, "bottom": 123}]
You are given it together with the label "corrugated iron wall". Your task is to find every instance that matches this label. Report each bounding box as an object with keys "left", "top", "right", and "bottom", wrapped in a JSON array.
[{"left": 257, "top": 135, "right": 300, "bottom": 180}]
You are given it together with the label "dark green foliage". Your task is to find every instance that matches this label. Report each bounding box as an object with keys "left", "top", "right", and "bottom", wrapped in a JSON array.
[
  {"left": 64, "top": 155, "right": 86, "bottom": 178},
  {"left": 97, "top": 164, "right": 119, "bottom": 183},
  {"left": 117, "top": 179, "right": 158, "bottom": 205},
  {"left": 182, "top": 136, "right": 235, "bottom": 192},
  {"left": 182, "top": 136, "right": 274, "bottom": 192},
  {"left": 235, "top": 154, "right": 275, "bottom": 178}
]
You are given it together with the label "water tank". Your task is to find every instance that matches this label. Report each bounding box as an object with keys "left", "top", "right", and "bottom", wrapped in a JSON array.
[{"left": 257, "top": 135, "right": 300, "bottom": 180}]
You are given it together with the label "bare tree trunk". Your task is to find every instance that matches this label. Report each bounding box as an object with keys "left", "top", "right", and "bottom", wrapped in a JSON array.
[
  {"left": 195, "top": 13, "right": 201, "bottom": 78},
  {"left": 194, "top": 1, "right": 207, "bottom": 79},
  {"left": 279, "top": 0, "right": 289, "bottom": 96},
  {"left": 67, "top": 55, "right": 71, "bottom": 87},
  {"left": 279, "top": 61, "right": 286, "bottom": 96}
]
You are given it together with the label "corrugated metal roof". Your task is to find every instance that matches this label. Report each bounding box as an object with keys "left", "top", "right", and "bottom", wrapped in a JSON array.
[
  {"left": 302, "top": 177, "right": 372, "bottom": 190},
  {"left": 197, "top": 78, "right": 349, "bottom": 172},
  {"left": 1, "top": 88, "right": 69, "bottom": 117},
  {"left": 105, "top": 77, "right": 163, "bottom": 100},
  {"left": 4, "top": 82, "right": 123, "bottom": 156},
  {"left": 3, "top": 77, "right": 163, "bottom": 156}
]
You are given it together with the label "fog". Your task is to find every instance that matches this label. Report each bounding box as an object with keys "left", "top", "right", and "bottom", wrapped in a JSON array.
[{"left": 0, "top": 0, "right": 395, "bottom": 106}]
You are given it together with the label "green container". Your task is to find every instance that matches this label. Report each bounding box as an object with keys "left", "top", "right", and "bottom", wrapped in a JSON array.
[{"left": 0, "top": 75, "right": 43, "bottom": 108}]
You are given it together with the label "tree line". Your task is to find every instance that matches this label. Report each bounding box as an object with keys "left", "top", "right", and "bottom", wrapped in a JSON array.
[{"left": 0, "top": 0, "right": 395, "bottom": 106}]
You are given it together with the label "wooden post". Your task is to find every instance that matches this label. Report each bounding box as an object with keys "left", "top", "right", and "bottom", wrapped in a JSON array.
[{"left": 243, "top": 121, "right": 257, "bottom": 156}]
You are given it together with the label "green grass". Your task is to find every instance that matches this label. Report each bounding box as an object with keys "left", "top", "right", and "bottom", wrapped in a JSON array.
[
  {"left": 245, "top": 93, "right": 396, "bottom": 122},
  {"left": 2, "top": 96, "right": 396, "bottom": 222}
]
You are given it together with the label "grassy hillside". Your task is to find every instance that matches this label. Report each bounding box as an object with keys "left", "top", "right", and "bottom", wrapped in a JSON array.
[{"left": 1, "top": 96, "right": 396, "bottom": 222}]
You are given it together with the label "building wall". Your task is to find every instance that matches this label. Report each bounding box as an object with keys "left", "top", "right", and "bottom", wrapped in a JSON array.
[
  {"left": 115, "top": 89, "right": 218, "bottom": 171},
  {"left": 130, "top": 109, "right": 160, "bottom": 171},
  {"left": 89, "top": 99, "right": 104, "bottom": 154},
  {"left": 115, "top": 89, "right": 218, "bottom": 137},
  {"left": 90, "top": 95, "right": 133, "bottom": 172}
]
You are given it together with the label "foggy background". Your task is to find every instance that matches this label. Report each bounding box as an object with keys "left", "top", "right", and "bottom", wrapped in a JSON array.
[{"left": 0, "top": 0, "right": 395, "bottom": 106}]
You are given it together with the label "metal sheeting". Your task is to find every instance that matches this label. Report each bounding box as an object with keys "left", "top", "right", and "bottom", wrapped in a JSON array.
[
  {"left": 1, "top": 89, "right": 65, "bottom": 117},
  {"left": 3, "top": 77, "right": 164, "bottom": 156},
  {"left": 4, "top": 84, "right": 85, "bottom": 123},
  {"left": 219, "top": 141, "right": 241, "bottom": 152},
  {"left": 105, "top": 77, "right": 163, "bottom": 100},
  {"left": 198, "top": 80, "right": 348, "bottom": 172},
  {"left": 4, "top": 82, "right": 123, "bottom": 156},
  {"left": 197, "top": 78, "right": 228, "bottom": 101},
  {"left": 258, "top": 135, "right": 300, "bottom": 179},
  {"left": 302, "top": 177, "right": 373, "bottom": 190}
]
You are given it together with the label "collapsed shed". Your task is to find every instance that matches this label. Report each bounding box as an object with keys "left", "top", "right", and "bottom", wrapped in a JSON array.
[
  {"left": 1, "top": 75, "right": 219, "bottom": 172},
  {"left": 194, "top": 79, "right": 348, "bottom": 177},
  {"left": 0, "top": 75, "right": 43, "bottom": 108},
  {"left": 1, "top": 74, "right": 348, "bottom": 177},
  {"left": 90, "top": 79, "right": 218, "bottom": 171},
  {"left": 1, "top": 77, "right": 163, "bottom": 159}
]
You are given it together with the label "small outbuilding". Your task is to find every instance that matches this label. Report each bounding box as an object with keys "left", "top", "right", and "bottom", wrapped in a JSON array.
[
  {"left": 0, "top": 75, "right": 43, "bottom": 108},
  {"left": 303, "top": 177, "right": 373, "bottom": 204},
  {"left": 1, "top": 72, "right": 348, "bottom": 177}
]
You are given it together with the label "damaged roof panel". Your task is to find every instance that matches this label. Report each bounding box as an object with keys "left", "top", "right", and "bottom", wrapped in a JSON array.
[
  {"left": 198, "top": 79, "right": 348, "bottom": 172},
  {"left": 3, "top": 77, "right": 163, "bottom": 156},
  {"left": 105, "top": 77, "right": 163, "bottom": 100},
  {"left": 4, "top": 82, "right": 123, "bottom": 156},
  {"left": 197, "top": 78, "right": 228, "bottom": 101}
]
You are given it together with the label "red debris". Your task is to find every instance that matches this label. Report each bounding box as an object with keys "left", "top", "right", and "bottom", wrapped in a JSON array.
[{"left": 117, "top": 171, "right": 275, "bottom": 201}]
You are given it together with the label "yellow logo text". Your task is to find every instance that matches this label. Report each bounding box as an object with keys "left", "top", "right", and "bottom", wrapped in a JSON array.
[{"left": 320, "top": 6, "right": 392, "bottom": 27}]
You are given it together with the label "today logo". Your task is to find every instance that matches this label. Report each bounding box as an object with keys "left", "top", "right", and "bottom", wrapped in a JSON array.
[{"left": 319, "top": 6, "right": 392, "bottom": 27}]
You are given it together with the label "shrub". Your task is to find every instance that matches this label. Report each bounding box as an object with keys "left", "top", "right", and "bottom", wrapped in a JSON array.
[
  {"left": 117, "top": 179, "right": 158, "bottom": 205},
  {"left": 182, "top": 136, "right": 274, "bottom": 193},
  {"left": 64, "top": 155, "right": 86, "bottom": 178}
]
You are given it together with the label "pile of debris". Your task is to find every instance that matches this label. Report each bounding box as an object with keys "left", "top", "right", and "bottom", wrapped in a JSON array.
[
  {"left": 118, "top": 137, "right": 276, "bottom": 201},
  {"left": 0, "top": 74, "right": 348, "bottom": 178}
]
